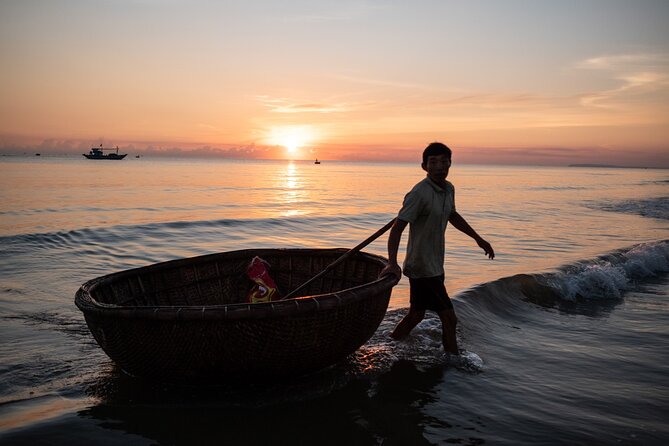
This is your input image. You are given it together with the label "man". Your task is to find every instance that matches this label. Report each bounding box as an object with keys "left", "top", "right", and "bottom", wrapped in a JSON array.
[{"left": 381, "top": 142, "right": 494, "bottom": 356}]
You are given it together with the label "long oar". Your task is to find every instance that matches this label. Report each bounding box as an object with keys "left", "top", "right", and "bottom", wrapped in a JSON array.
[{"left": 281, "top": 218, "right": 397, "bottom": 300}]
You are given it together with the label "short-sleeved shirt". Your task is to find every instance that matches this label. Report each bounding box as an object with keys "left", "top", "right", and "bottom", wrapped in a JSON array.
[{"left": 397, "top": 177, "right": 456, "bottom": 278}]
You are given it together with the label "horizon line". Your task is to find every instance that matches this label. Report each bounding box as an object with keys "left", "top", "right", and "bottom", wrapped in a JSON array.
[{"left": 2, "top": 152, "right": 666, "bottom": 170}]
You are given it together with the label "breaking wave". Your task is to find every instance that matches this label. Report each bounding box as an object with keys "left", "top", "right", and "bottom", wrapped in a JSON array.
[
  {"left": 458, "top": 240, "right": 669, "bottom": 313},
  {"left": 348, "top": 241, "right": 669, "bottom": 377}
]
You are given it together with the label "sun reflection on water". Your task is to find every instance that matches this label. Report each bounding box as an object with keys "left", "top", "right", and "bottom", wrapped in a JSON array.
[{"left": 277, "top": 161, "right": 309, "bottom": 217}]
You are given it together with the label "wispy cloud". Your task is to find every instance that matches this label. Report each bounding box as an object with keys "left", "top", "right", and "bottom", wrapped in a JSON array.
[
  {"left": 255, "top": 96, "right": 356, "bottom": 114},
  {"left": 430, "top": 93, "right": 554, "bottom": 110},
  {"left": 331, "top": 74, "right": 465, "bottom": 93},
  {"left": 577, "top": 53, "right": 669, "bottom": 70},
  {"left": 577, "top": 52, "right": 669, "bottom": 107},
  {"left": 197, "top": 122, "right": 221, "bottom": 131}
]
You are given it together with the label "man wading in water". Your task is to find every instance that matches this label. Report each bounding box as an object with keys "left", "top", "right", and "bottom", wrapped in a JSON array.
[{"left": 380, "top": 142, "right": 495, "bottom": 356}]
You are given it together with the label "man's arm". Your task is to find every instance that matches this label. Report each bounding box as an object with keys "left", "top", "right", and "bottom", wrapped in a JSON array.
[
  {"left": 448, "top": 211, "right": 495, "bottom": 259},
  {"left": 380, "top": 219, "right": 408, "bottom": 278}
]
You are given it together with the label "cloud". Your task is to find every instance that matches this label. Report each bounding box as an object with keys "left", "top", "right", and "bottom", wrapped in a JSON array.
[
  {"left": 577, "top": 52, "right": 669, "bottom": 108},
  {"left": 255, "top": 96, "right": 354, "bottom": 114},
  {"left": 331, "top": 74, "right": 461, "bottom": 93},
  {"left": 431, "top": 93, "right": 553, "bottom": 110},
  {"left": 197, "top": 122, "right": 221, "bottom": 131},
  {"left": 580, "top": 71, "right": 669, "bottom": 107},
  {"left": 452, "top": 145, "right": 669, "bottom": 167},
  {"left": 577, "top": 53, "right": 669, "bottom": 70}
]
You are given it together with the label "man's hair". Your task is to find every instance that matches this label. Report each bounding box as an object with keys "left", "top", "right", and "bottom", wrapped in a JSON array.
[{"left": 422, "top": 142, "right": 452, "bottom": 165}]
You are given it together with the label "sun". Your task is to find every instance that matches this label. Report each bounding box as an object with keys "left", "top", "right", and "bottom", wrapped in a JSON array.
[{"left": 266, "top": 125, "right": 317, "bottom": 157}]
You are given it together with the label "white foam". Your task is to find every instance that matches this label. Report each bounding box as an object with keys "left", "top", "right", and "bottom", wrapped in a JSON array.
[
  {"left": 356, "top": 312, "right": 483, "bottom": 375},
  {"left": 546, "top": 241, "right": 669, "bottom": 301},
  {"left": 557, "top": 263, "right": 629, "bottom": 300},
  {"left": 623, "top": 242, "right": 669, "bottom": 276},
  {"left": 446, "top": 350, "right": 485, "bottom": 373}
]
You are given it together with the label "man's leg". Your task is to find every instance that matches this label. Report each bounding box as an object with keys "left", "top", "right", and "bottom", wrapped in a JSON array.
[
  {"left": 391, "top": 308, "right": 425, "bottom": 340},
  {"left": 437, "top": 308, "right": 458, "bottom": 355}
]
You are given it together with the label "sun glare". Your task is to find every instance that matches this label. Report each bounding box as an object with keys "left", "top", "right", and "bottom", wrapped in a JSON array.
[{"left": 266, "top": 125, "right": 317, "bottom": 158}]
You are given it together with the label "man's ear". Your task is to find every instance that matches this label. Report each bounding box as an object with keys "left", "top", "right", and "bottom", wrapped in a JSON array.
[{"left": 421, "top": 162, "right": 427, "bottom": 171}]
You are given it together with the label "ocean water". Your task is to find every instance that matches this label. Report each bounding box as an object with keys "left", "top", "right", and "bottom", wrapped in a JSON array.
[{"left": 0, "top": 156, "right": 668, "bottom": 445}]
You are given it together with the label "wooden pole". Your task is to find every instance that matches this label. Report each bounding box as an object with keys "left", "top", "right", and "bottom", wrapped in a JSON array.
[{"left": 282, "top": 218, "right": 396, "bottom": 300}]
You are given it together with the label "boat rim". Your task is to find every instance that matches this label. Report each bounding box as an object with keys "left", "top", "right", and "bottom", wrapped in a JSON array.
[{"left": 75, "top": 248, "right": 397, "bottom": 321}]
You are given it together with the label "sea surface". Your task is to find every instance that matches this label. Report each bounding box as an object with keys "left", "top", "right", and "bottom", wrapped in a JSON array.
[{"left": 0, "top": 156, "right": 668, "bottom": 445}]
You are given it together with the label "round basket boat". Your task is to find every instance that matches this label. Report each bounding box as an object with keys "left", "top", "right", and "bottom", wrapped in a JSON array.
[{"left": 75, "top": 248, "right": 398, "bottom": 381}]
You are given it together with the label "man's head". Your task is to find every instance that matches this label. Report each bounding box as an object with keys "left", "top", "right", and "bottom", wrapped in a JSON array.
[
  {"left": 422, "top": 142, "right": 452, "bottom": 165},
  {"left": 421, "top": 142, "right": 452, "bottom": 182}
]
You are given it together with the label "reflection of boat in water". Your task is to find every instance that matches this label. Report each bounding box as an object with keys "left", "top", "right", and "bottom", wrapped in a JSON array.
[
  {"left": 75, "top": 248, "right": 396, "bottom": 381},
  {"left": 314, "top": 159, "right": 321, "bottom": 164},
  {"left": 83, "top": 145, "right": 127, "bottom": 160}
]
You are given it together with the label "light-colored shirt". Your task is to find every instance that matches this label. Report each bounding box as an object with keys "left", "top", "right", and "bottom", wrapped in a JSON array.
[{"left": 397, "top": 177, "right": 456, "bottom": 278}]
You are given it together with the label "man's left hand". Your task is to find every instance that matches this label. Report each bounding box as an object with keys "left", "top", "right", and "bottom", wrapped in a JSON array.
[{"left": 477, "top": 238, "right": 495, "bottom": 259}]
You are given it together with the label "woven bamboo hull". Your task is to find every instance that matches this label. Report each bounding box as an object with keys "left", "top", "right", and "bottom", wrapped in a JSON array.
[{"left": 75, "top": 248, "right": 397, "bottom": 381}]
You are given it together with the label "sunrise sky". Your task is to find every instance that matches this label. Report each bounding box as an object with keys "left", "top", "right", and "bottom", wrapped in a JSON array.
[{"left": 1, "top": 0, "right": 668, "bottom": 165}]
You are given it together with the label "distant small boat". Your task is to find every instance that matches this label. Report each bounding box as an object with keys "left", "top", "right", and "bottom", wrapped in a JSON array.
[
  {"left": 135, "top": 155, "right": 141, "bottom": 158},
  {"left": 35, "top": 153, "right": 41, "bottom": 156},
  {"left": 83, "top": 145, "right": 127, "bottom": 160},
  {"left": 314, "top": 159, "right": 321, "bottom": 164}
]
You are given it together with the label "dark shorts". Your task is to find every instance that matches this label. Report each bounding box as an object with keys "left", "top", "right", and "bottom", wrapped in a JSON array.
[{"left": 409, "top": 275, "right": 453, "bottom": 312}]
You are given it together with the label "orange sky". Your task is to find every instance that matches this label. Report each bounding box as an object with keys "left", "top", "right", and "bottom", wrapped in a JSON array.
[{"left": 1, "top": 1, "right": 668, "bottom": 166}]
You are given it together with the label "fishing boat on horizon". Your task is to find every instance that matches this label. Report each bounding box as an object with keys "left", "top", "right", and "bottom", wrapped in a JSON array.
[{"left": 83, "top": 144, "right": 127, "bottom": 160}]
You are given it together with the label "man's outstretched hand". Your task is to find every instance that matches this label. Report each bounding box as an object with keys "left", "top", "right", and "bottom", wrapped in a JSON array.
[{"left": 477, "top": 238, "right": 495, "bottom": 259}]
